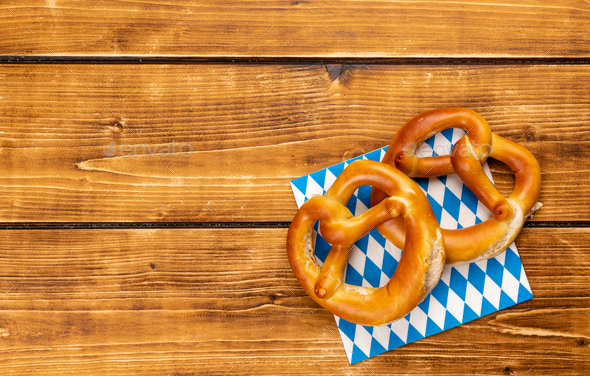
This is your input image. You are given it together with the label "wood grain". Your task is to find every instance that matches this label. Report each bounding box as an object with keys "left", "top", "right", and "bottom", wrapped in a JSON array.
[
  {"left": 1, "top": 63, "right": 590, "bottom": 222},
  {"left": 1, "top": 1, "right": 590, "bottom": 58},
  {"left": 3, "top": 2, "right": 588, "bottom": 374},
  {"left": 0, "top": 228, "right": 588, "bottom": 375}
]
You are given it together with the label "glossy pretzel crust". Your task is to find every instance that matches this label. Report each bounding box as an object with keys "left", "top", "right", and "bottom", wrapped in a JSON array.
[
  {"left": 371, "top": 108, "right": 541, "bottom": 264},
  {"left": 287, "top": 160, "right": 446, "bottom": 326}
]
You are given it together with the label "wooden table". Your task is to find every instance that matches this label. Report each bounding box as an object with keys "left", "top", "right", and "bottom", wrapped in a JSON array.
[{"left": 1, "top": 1, "right": 589, "bottom": 374}]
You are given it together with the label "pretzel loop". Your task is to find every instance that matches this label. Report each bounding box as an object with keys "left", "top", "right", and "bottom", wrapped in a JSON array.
[
  {"left": 287, "top": 160, "right": 446, "bottom": 326},
  {"left": 386, "top": 108, "right": 493, "bottom": 177},
  {"left": 371, "top": 108, "right": 541, "bottom": 264}
]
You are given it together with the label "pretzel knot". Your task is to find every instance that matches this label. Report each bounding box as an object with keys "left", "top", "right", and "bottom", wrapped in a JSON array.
[
  {"left": 371, "top": 107, "right": 542, "bottom": 264},
  {"left": 287, "top": 160, "right": 446, "bottom": 326}
]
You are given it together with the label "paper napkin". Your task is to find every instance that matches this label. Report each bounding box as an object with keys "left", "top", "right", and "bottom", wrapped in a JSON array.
[{"left": 290, "top": 128, "right": 533, "bottom": 364}]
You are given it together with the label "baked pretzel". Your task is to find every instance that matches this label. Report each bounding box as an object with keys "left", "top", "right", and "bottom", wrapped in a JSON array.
[
  {"left": 287, "top": 160, "right": 445, "bottom": 326},
  {"left": 371, "top": 107, "right": 542, "bottom": 264}
]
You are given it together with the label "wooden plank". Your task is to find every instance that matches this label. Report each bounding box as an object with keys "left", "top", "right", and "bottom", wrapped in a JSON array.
[
  {"left": 0, "top": 228, "right": 588, "bottom": 375},
  {"left": 1, "top": 1, "right": 590, "bottom": 58},
  {"left": 1, "top": 63, "right": 590, "bottom": 222}
]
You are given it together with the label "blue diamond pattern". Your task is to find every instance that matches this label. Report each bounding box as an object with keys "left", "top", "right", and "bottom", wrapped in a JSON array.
[
  {"left": 344, "top": 263, "right": 364, "bottom": 286},
  {"left": 486, "top": 258, "right": 504, "bottom": 288},
  {"left": 388, "top": 331, "right": 405, "bottom": 349},
  {"left": 505, "top": 248, "right": 522, "bottom": 280},
  {"left": 462, "top": 304, "right": 479, "bottom": 323},
  {"left": 443, "top": 188, "right": 461, "bottom": 219},
  {"left": 441, "top": 128, "right": 455, "bottom": 143},
  {"left": 426, "top": 318, "right": 443, "bottom": 337},
  {"left": 518, "top": 284, "right": 534, "bottom": 302},
  {"left": 382, "top": 251, "right": 398, "bottom": 277},
  {"left": 462, "top": 184, "right": 479, "bottom": 214},
  {"left": 370, "top": 338, "right": 387, "bottom": 357},
  {"left": 449, "top": 268, "right": 468, "bottom": 300},
  {"left": 444, "top": 310, "right": 461, "bottom": 330},
  {"left": 468, "top": 263, "right": 486, "bottom": 293},
  {"left": 309, "top": 169, "right": 327, "bottom": 190},
  {"left": 338, "top": 319, "right": 357, "bottom": 339},
  {"left": 499, "top": 291, "right": 516, "bottom": 310},
  {"left": 431, "top": 281, "right": 450, "bottom": 307},
  {"left": 357, "top": 185, "right": 372, "bottom": 206},
  {"left": 480, "top": 297, "right": 497, "bottom": 317},
  {"left": 371, "top": 230, "right": 387, "bottom": 248},
  {"left": 428, "top": 196, "right": 444, "bottom": 222},
  {"left": 418, "top": 297, "right": 430, "bottom": 314},
  {"left": 291, "top": 175, "right": 307, "bottom": 197},
  {"left": 364, "top": 258, "right": 382, "bottom": 288}
]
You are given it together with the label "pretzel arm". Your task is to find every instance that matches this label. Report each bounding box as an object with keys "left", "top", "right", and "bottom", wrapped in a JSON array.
[
  {"left": 378, "top": 218, "right": 510, "bottom": 264},
  {"left": 451, "top": 135, "right": 513, "bottom": 222},
  {"left": 395, "top": 154, "right": 455, "bottom": 178},
  {"left": 314, "top": 244, "right": 353, "bottom": 299},
  {"left": 320, "top": 196, "right": 403, "bottom": 245}
]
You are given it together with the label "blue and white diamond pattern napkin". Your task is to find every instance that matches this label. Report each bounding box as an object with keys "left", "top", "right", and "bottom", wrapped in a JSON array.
[{"left": 290, "top": 129, "right": 533, "bottom": 364}]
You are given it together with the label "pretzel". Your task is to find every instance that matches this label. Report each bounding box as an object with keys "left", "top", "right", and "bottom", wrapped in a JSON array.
[
  {"left": 371, "top": 107, "right": 542, "bottom": 264},
  {"left": 287, "top": 160, "right": 446, "bottom": 326}
]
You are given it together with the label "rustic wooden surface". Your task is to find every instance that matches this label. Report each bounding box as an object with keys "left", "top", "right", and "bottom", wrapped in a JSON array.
[
  {"left": 2, "top": 1, "right": 590, "bottom": 374},
  {"left": 1, "top": 64, "right": 590, "bottom": 222},
  {"left": 0, "top": 228, "right": 588, "bottom": 375},
  {"left": 1, "top": 1, "right": 590, "bottom": 57}
]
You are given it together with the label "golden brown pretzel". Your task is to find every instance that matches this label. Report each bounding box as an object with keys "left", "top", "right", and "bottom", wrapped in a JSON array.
[
  {"left": 287, "top": 160, "right": 445, "bottom": 326},
  {"left": 371, "top": 108, "right": 542, "bottom": 264}
]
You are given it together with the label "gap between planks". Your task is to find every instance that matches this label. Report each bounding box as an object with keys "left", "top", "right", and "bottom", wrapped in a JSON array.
[
  {"left": 1, "top": 56, "right": 590, "bottom": 65},
  {"left": 0, "top": 221, "right": 588, "bottom": 230}
]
